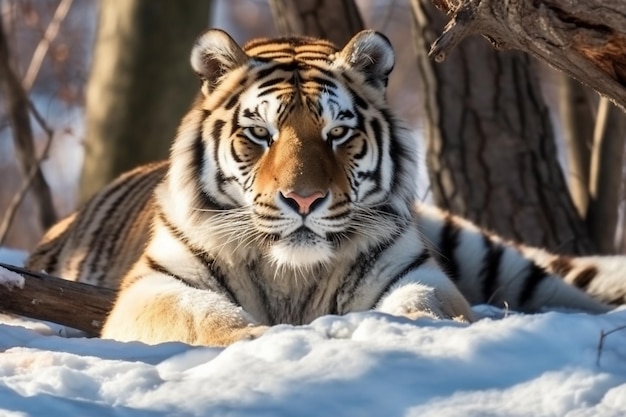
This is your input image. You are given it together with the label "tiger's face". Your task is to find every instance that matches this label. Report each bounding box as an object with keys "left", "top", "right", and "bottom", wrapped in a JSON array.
[{"left": 173, "top": 30, "right": 417, "bottom": 268}]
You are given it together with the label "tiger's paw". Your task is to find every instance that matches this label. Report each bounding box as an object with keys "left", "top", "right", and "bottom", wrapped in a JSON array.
[
  {"left": 200, "top": 324, "right": 270, "bottom": 346},
  {"left": 377, "top": 282, "right": 475, "bottom": 324},
  {"left": 229, "top": 325, "right": 270, "bottom": 343},
  {"left": 402, "top": 309, "right": 472, "bottom": 323}
]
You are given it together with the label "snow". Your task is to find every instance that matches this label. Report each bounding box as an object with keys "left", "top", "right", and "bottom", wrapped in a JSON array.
[
  {"left": 0, "top": 267, "right": 25, "bottom": 290},
  {"left": 1, "top": 251, "right": 625, "bottom": 416}
]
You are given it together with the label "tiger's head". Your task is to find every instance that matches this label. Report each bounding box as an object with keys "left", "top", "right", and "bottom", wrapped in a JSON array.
[{"left": 165, "top": 29, "right": 417, "bottom": 268}]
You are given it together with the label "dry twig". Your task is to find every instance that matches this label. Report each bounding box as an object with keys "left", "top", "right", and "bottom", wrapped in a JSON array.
[{"left": 596, "top": 324, "right": 626, "bottom": 366}]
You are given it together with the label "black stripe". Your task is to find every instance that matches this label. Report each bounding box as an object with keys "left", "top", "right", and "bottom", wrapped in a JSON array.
[
  {"left": 360, "top": 118, "right": 384, "bottom": 201},
  {"left": 255, "top": 62, "right": 298, "bottom": 79},
  {"left": 155, "top": 203, "right": 243, "bottom": 306},
  {"left": 192, "top": 111, "right": 210, "bottom": 198},
  {"left": 550, "top": 256, "right": 574, "bottom": 277},
  {"left": 309, "top": 76, "right": 338, "bottom": 90},
  {"left": 258, "top": 85, "right": 293, "bottom": 98},
  {"left": 518, "top": 263, "right": 548, "bottom": 307},
  {"left": 26, "top": 222, "right": 72, "bottom": 274},
  {"left": 478, "top": 235, "right": 504, "bottom": 303},
  {"left": 73, "top": 171, "right": 139, "bottom": 242},
  {"left": 258, "top": 77, "right": 286, "bottom": 90},
  {"left": 572, "top": 266, "right": 598, "bottom": 290},
  {"left": 210, "top": 119, "right": 239, "bottom": 207},
  {"left": 247, "top": 260, "right": 272, "bottom": 318},
  {"left": 333, "top": 237, "right": 396, "bottom": 314},
  {"left": 387, "top": 120, "right": 411, "bottom": 195},
  {"left": 374, "top": 250, "right": 431, "bottom": 306},
  {"left": 156, "top": 207, "right": 188, "bottom": 243},
  {"left": 146, "top": 256, "right": 196, "bottom": 287},
  {"left": 191, "top": 115, "right": 231, "bottom": 210},
  {"left": 78, "top": 172, "right": 153, "bottom": 278},
  {"left": 436, "top": 216, "right": 461, "bottom": 282},
  {"left": 90, "top": 170, "right": 164, "bottom": 285},
  {"left": 224, "top": 93, "right": 241, "bottom": 110},
  {"left": 353, "top": 138, "right": 368, "bottom": 160},
  {"left": 347, "top": 86, "right": 368, "bottom": 110},
  {"left": 194, "top": 251, "right": 242, "bottom": 307}
]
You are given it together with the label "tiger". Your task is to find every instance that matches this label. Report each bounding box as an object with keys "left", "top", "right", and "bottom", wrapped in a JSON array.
[{"left": 26, "top": 29, "right": 625, "bottom": 346}]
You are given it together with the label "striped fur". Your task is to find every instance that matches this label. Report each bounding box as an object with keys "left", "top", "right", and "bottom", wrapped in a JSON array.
[{"left": 26, "top": 30, "right": 621, "bottom": 346}]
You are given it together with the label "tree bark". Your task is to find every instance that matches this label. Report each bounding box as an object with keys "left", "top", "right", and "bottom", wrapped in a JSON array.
[
  {"left": 427, "top": 0, "right": 626, "bottom": 112},
  {"left": 0, "top": 263, "right": 115, "bottom": 336},
  {"left": 79, "top": 0, "right": 211, "bottom": 202},
  {"left": 412, "top": 0, "right": 594, "bottom": 255},
  {"left": 269, "top": 0, "right": 363, "bottom": 46}
]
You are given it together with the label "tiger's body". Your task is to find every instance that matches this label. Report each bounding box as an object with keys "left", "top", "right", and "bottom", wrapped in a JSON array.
[{"left": 27, "top": 30, "right": 624, "bottom": 346}]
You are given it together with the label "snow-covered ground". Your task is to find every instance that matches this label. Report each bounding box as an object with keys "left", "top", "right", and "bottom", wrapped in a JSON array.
[{"left": 1, "top": 251, "right": 625, "bottom": 416}]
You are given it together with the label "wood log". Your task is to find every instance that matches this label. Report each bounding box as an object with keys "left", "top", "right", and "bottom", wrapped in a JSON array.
[
  {"left": 428, "top": 0, "right": 626, "bottom": 112},
  {"left": 0, "top": 263, "right": 115, "bottom": 336}
]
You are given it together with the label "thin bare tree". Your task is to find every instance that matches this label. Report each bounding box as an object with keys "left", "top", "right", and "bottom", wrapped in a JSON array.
[{"left": 0, "top": 14, "right": 57, "bottom": 233}]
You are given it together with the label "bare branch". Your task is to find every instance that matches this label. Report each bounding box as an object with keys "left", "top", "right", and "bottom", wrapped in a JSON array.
[
  {"left": 0, "top": 100, "right": 54, "bottom": 246},
  {"left": 429, "top": 0, "right": 626, "bottom": 112},
  {"left": 0, "top": 12, "right": 57, "bottom": 233},
  {"left": 22, "top": 0, "right": 74, "bottom": 91}
]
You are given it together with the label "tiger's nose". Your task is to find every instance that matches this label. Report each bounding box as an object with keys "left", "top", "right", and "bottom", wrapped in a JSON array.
[{"left": 280, "top": 191, "right": 327, "bottom": 215}]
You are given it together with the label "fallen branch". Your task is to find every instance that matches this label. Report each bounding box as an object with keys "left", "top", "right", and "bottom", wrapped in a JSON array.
[
  {"left": 0, "top": 263, "right": 116, "bottom": 336},
  {"left": 428, "top": 0, "right": 626, "bottom": 112}
]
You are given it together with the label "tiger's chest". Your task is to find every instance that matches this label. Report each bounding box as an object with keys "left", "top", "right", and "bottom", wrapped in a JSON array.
[{"left": 219, "top": 260, "right": 380, "bottom": 325}]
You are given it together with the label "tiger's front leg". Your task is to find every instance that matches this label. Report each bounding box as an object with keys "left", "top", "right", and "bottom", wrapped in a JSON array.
[
  {"left": 101, "top": 274, "right": 267, "bottom": 346},
  {"left": 376, "top": 260, "right": 475, "bottom": 323}
]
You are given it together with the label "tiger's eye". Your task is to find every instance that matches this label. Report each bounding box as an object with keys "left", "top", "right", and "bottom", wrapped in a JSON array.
[
  {"left": 327, "top": 126, "right": 352, "bottom": 144},
  {"left": 329, "top": 126, "right": 346, "bottom": 138},
  {"left": 251, "top": 126, "right": 269, "bottom": 139}
]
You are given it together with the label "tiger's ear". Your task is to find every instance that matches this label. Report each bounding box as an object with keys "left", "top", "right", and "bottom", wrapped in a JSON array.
[
  {"left": 338, "top": 30, "right": 395, "bottom": 89},
  {"left": 190, "top": 29, "right": 249, "bottom": 95}
]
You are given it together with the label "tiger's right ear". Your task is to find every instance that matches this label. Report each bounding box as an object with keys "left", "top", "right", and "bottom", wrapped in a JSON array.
[{"left": 190, "top": 29, "right": 248, "bottom": 95}]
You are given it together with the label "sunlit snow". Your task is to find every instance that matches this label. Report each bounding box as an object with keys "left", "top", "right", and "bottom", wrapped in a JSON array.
[{"left": 0, "top": 249, "right": 625, "bottom": 416}]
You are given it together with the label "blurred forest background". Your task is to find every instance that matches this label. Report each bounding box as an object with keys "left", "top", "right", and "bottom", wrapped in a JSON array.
[{"left": 1, "top": 0, "right": 625, "bottom": 257}]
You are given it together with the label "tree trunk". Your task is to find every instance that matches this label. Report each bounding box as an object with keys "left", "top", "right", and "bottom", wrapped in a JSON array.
[
  {"left": 79, "top": 0, "right": 211, "bottom": 202},
  {"left": 269, "top": 0, "right": 363, "bottom": 46},
  {"left": 586, "top": 98, "right": 626, "bottom": 254},
  {"left": 411, "top": 0, "right": 594, "bottom": 255}
]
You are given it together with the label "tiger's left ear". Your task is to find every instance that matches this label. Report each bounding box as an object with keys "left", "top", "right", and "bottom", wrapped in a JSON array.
[
  {"left": 190, "top": 29, "right": 249, "bottom": 96},
  {"left": 337, "top": 30, "right": 395, "bottom": 89}
]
